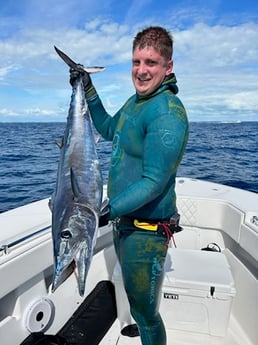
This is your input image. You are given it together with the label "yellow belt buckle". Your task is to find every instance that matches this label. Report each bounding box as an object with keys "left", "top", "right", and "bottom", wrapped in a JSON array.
[{"left": 134, "top": 219, "right": 158, "bottom": 231}]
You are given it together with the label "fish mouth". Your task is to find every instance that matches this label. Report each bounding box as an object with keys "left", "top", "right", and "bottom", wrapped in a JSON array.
[
  {"left": 52, "top": 239, "right": 90, "bottom": 296},
  {"left": 51, "top": 260, "right": 76, "bottom": 292}
]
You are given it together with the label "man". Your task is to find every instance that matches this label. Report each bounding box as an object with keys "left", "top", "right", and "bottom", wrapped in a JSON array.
[{"left": 70, "top": 26, "right": 188, "bottom": 345}]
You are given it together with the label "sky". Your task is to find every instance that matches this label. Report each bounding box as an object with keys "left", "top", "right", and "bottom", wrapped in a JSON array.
[{"left": 0, "top": 0, "right": 258, "bottom": 122}]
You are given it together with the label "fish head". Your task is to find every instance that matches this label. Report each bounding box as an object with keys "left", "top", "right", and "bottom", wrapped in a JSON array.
[{"left": 52, "top": 203, "right": 98, "bottom": 295}]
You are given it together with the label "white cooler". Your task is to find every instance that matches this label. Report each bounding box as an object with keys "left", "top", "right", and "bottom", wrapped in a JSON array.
[
  {"left": 160, "top": 248, "right": 236, "bottom": 336},
  {"left": 112, "top": 248, "right": 236, "bottom": 337}
]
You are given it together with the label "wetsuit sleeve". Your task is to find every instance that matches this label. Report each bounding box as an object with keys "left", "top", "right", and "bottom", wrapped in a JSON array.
[
  {"left": 87, "top": 94, "right": 120, "bottom": 141},
  {"left": 109, "top": 111, "right": 188, "bottom": 219}
]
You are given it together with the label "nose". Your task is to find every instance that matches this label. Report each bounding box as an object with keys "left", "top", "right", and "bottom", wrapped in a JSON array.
[{"left": 137, "top": 62, "right": 147, "bottom": 75}]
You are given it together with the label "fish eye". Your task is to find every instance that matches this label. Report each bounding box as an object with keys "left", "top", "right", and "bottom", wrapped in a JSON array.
[{"left": 61, "top": 230, "right": 72, "bottom": 239}]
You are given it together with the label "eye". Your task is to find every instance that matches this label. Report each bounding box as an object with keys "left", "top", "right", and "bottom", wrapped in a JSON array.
[
  {"left": 61, "top": 230, "right": 72, "bottom": 239},
  {"left": 146, "top": 59, "right": 156, "bottom": 66},
  {"left": 132, "top": 59, "right": 140, "bottom": 66}
]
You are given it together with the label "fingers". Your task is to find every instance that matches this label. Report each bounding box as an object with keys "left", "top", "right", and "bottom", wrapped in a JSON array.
[{"left": 69, "top": 67, "right": 81, "bottom": 86}]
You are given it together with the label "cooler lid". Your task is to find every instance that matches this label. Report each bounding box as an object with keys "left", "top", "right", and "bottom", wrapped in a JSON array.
[{"left": 164, "top": 248, "right": 236, "bottom": 295}]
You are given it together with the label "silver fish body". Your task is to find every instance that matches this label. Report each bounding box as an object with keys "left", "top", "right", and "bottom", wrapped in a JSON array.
[{"left": 51, "top": 75, "right": 102, "bottom": 296}]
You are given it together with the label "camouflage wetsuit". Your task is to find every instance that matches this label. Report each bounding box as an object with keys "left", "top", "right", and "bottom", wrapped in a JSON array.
[{"left": 87, "top": 73, "right": 188, "bottom": 345}]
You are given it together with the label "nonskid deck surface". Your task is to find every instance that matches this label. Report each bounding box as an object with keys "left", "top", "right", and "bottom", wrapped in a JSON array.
[{"left": 100, "top": 318, "right": 250, "bottom": 345}]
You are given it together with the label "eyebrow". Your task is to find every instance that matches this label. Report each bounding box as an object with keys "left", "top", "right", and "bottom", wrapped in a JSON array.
[
  {"left": 132, "top": 58, "right": 158, "bottom": 64},
  {"left": 145, "top": 58, "right": 158, "bottom": 64}
]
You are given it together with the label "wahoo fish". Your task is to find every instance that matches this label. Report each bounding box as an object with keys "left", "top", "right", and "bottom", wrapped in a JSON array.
[{"left": 51, "top": 46, "right": 104, "bottom": 296}]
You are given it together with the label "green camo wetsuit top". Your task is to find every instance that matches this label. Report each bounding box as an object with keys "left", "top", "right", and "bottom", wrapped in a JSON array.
[{"left": 87, "top": 73, "right": 189, "bottom": 220}]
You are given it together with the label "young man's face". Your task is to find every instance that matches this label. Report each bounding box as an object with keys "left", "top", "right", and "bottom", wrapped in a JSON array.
[{"left": 132, "top": 46, "right": 173, "bottom": 96}]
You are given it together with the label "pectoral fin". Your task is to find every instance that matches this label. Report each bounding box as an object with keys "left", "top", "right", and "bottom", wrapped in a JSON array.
[{"left": 70, "top": 168, "right": 81, "bottom": 199}]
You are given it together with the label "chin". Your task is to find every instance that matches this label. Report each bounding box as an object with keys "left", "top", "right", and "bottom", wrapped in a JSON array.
[
  {"left": 133, "top": 81, "right": 147, "bottom": 95},
  {"left": 137, "top": 91, "right": 146, "bottom": 96},
  {"left": 136, "top": 86, "right": 149, "bottom": 96}
]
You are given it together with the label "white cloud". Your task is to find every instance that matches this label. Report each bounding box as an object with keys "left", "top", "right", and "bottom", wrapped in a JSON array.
[
  {"left": 0, "top": 1, "right": 258, "bottom": 121},
  {"left": 224, "top": 91, "right": 258, "bottom": 110},
  {"left": 0, "top": 107, "right": 62, "bottom": 117},
  {"left": 174, "top": 22, "right": 258, "bottom": 69},
  {"left": 0, "top": 65, "right": 20, "bottom": 80}
]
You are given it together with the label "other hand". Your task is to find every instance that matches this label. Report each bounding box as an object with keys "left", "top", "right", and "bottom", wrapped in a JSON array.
[{"left": 99, "top": 199, "right": 111, "bottom": 227}]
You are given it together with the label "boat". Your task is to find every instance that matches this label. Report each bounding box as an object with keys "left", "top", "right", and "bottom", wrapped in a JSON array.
[{"left": 0, "top": 177, "right": 257, "bottom": 345}]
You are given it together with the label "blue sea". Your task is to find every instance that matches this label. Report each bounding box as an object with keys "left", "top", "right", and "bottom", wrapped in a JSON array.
[{"left": 0, "top": 121, "right": 257, "bottom": 213}]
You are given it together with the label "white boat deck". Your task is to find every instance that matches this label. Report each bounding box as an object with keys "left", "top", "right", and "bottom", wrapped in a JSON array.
[{"left": 100, "top": 317, "right": 252, "bottom": 345}]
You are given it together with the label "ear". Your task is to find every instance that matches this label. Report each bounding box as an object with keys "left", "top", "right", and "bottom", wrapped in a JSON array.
[{"left": 165, "top": 60, "right": 173, "bottom": 76}]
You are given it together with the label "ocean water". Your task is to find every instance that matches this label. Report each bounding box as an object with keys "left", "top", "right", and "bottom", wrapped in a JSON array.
[{"left": 0, "top": 121, "right": 257, "bottom": 213}]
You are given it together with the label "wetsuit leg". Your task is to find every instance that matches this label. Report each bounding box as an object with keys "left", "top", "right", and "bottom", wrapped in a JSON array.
[{"left": 113, "top": 227, "right": 168, "bottom": 345}]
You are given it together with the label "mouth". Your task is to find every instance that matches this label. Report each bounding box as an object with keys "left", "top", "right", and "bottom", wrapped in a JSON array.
[
  {"left": 134, "top": 75, "right": 153, "bottom": 96},
  {"left": 137, "top": 76, "right": 151, "bottom": 82}
]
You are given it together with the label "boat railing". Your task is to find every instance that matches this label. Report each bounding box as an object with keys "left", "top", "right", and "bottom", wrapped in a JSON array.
[{"left": 0, "top": 225, "right": 51, "bottom": 256}]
